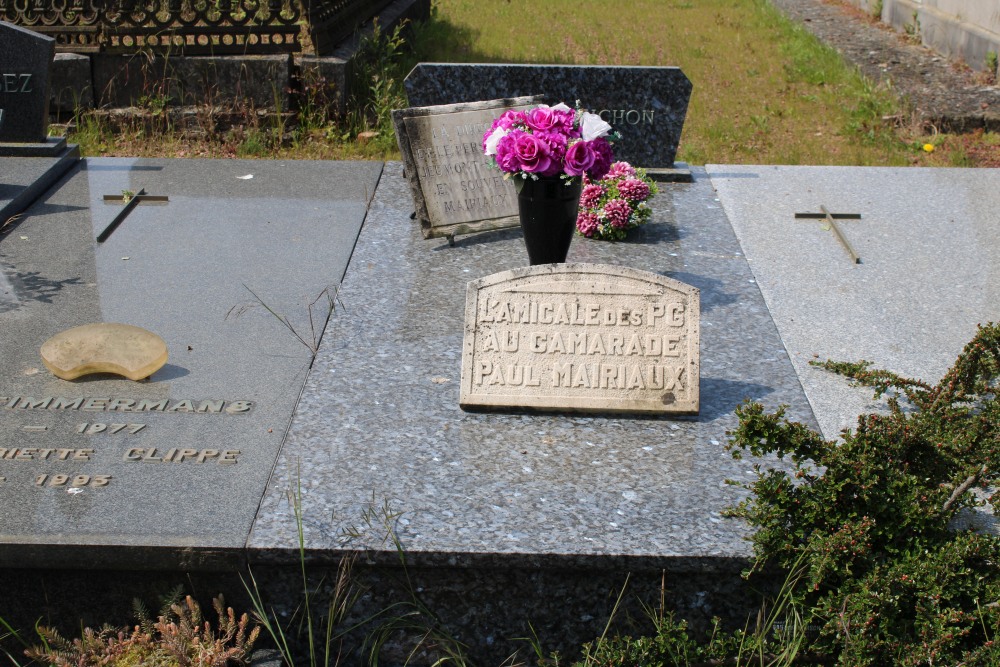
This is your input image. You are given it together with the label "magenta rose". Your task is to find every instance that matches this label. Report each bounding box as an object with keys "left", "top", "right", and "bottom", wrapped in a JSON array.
[
  {"left": 512, "top": 132, "right": 552, "bottom": 174},
  {"left": 534, "top": 131, "right": 568, "bottom": 176},
  {"left": 588, "top": 138, "right": 614, "bottom": 180},
  {"left": 564, "top": 140, "right": 597, "bottom": 176},
  {"left": 525, "top": 106, "right": 560, "bottom": 133},
  {"left": 497, "top": 109, "right": 526, "bottom": 130}
]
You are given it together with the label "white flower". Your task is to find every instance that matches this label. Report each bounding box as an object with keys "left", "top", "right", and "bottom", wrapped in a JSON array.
[
  {"left": 483, "top": 127, "right": 507, "bottom": 156},
  {"left": 580, "top": 112, "right": 612, "bottom": 141},
  {"left": 551, "top": 102, "right": 572, "bottom": 112}
]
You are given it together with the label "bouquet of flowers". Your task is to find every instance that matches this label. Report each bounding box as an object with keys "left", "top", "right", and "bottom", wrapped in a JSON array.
[
  {"left": 575, "top": 161, "right": 658, "bottom": 241},
  {"left": 482, "top": 103, "right": 616, "bottom": 182}
]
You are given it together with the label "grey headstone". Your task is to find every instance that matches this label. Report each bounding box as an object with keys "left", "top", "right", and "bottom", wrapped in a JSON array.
[
  {"left": 0, "top": 22, "right": 55, "bottom": 144},
  {"left": 52, "top": 53, "right": 94, "bottom": 114},
  {"left": 404, "top": 64, "right": 692, "bottom": 169}
]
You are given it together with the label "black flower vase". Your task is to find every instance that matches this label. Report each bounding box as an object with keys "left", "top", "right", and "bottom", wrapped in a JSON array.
[{"left": 515, "top": 176, "right": 583, "bottom": 265}]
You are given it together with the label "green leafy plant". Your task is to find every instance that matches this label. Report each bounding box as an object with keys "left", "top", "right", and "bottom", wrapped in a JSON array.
[
  {"left": 904, "top": 10, "right": 922, "bottom": 43},
  {"left": 986, "top": 51, "right": 998, "bottom": 81},
  {"left": 347, "top": 19, "right": 410, "bottom": 149},
  {"left": 726, "top": 322, "right": 1000, "bottom": 665}
]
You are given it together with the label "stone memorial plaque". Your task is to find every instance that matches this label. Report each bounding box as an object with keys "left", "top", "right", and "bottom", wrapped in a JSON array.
[
  {"left": 393, "top": 96, "right": 539, "bottom": 239},
  {"left": 405, "top": 64, "right": 692, "bottom": 169},
  {"left": 0, "top": 22, "right": 55, "bottom": 144},
  {"left": 460, "top": 263, "right": 699, "bottom": 415}
]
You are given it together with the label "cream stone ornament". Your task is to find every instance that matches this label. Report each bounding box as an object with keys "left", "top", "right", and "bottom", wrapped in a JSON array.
[{"left": 40, "top": 323, "right": 168, "bottom": 381}]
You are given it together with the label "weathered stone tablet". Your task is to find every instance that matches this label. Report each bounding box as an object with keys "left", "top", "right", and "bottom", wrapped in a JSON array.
[
  {"left": 461, "top": 264, "right": 699, "bottom": 415},
  {"left": 392, "top": 96, "right": 538, "bottom": 239}
]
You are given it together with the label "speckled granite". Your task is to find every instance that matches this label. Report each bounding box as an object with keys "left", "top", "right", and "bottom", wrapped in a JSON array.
[
  {"left": 404, "top": 64, "right": 692, "bottom": 168},
  {"left": 707, "top": 165, "right": 1000, "bottom": 441},
  {"left": 248, "top": 163, "right": 815, "bottom": 567}
]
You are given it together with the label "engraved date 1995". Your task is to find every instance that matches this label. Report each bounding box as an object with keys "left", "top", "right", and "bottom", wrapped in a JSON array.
[{"left": 35, "top": 473, "right": 111, "bottom": 488}]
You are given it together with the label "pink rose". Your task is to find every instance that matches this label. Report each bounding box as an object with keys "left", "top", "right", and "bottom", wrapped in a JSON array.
[
  {"left": 564, "top": 140, "right": 597, "bottom": 177},
  {"left": 526, "top": 105, "right": 576, "bottom": 135},
  {"left": 497, "top": 109, "right": 526, "bottom": 130},
  {"left": 512, "top": 132, "right": 552, "bottom": 174},
  {"left": 525, "top": 106, "right": 558, "bottom": 132}
]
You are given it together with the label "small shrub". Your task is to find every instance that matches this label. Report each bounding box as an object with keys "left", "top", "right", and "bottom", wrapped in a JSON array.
[
  {"left": 727, "top": 323, "right": 1000, "bottom": 665},
  {"left": 25, "top": 594, "right": 259, "bottom": 667}
]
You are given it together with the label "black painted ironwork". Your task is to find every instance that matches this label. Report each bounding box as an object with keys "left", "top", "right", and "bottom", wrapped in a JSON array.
[{"left": 0, "top": 0, "right": 394, "bottom": 55}]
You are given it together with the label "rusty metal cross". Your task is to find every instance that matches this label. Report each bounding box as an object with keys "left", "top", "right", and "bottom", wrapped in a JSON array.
[
  {"left": 97, "top": 188, "right": 170, "bottom": 243},
  {"left": 794, "top": 205, "right": 862, "bottom": 264}
]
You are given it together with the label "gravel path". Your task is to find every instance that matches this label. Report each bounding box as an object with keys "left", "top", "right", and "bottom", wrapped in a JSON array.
[{"left": 771, "top": 0, "right": 1000, "bottom": 132}]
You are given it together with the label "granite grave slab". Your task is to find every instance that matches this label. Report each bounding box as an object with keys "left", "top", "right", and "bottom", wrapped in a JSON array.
[
  {"left": 392, "top": 96, "right": 538, "bottom": 239},
  {"left": 250, "top": 162, "right": 814, "bottom": 565},
  {"left": 243, "top": 162, "right": 814, "bottom": 661},
  {"left": 404, "top": 64, "right": 692, "bottom": 172},
  {"left": 0, "top": 157, "right": 382, "bottom": 569},
  {"left": 707, "top": 165, "right": 1000, "bottom": 441}
]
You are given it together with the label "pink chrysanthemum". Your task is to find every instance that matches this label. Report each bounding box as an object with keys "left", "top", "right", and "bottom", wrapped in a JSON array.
[
  {"left": 604, "top": 199, "right": 632, "bottom": 228},
  {"left": 617, "top": 178, "right": 650, "bottom": 202},
  {"left": 606, "top": 161, "right": 637, "bottom": 179},
  {"left": 580, "top": 183, "right": 605, "bottom": 208},
  {"left": 576, "top": 212, "right": 600, "bottom": 237}
]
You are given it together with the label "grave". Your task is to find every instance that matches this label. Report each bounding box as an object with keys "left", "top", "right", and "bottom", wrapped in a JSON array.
[
  {"left": 404, "top": 64, "right": 693, "bottom": 179},
  {"left": 5, "top": 152, "right": 995, "bottom": 662},
  {"left": 245, "top": 162, "right": 815, "bottom": 661},
  {"left": 707, "top": 164, "right": 1000, "bottom": 444},
  {"left": 0, "top": 154, "right": 814, "bottom": 663},
  {"left": 0, "top": 157, "right": 382, "bottom": 568}
]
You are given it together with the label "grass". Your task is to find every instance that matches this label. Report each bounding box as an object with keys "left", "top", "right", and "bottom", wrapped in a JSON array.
[
  {"left": 410, "top": 0, "right": 911, "bottom": 166},
  {"left": 63, "top": 0, "right": 1000, "bottom": 167}
]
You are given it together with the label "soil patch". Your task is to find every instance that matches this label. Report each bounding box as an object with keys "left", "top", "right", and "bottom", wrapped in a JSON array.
[{"left": 772, "top": 0, "right": 1000, "bottom": 133}]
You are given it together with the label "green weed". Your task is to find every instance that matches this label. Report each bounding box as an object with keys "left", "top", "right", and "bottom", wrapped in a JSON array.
[{"left": 727, "top": 323, "right": 1000, "bottom": 665}]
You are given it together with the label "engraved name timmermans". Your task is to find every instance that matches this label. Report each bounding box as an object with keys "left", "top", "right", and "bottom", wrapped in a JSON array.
[{"left": 0, "top": 396, "right": 253, "bottom": 413}]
